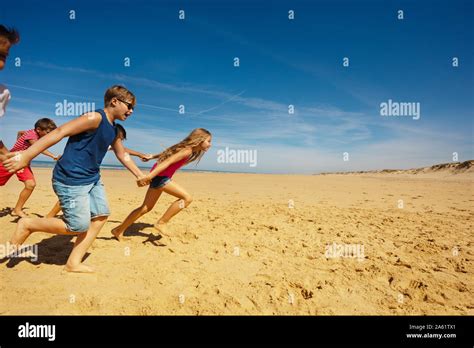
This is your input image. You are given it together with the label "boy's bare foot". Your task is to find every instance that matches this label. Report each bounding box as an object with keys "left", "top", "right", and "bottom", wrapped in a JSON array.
[
  {"left": 154, "top": 221, "right": 171, "bottom": 236},
  {"left": 111, "top": 226, "right": 130, "bottom": 241},
  {"left": 64, "top": 263, "right": 95, "bottom": 273},
  {"left": 12, "top": 209, "right": 28, "bottom": 218}
]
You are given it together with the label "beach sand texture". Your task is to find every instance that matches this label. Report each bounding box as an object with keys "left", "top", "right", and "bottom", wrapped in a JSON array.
[{"left": 0, "top": 166, "right": 473, "bottom": 315}]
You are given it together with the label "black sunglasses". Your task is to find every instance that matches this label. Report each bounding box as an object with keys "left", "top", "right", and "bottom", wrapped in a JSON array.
[{"left": 117, "top": 98, "right": 134, "bottom": 111}]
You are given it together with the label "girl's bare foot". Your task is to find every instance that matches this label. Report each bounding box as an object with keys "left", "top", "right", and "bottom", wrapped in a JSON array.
[
  {"left": 154, "top": 221, "right": 171, "bottom": 236},
  {"left": 64, "top": 263, "right": 95, "bottom": 273},
  {"left": 12, "top": 209, "right": 28, "bottom": 218},
  {"left": 111, "top": 226, "right": 130, "bottom": 241}
]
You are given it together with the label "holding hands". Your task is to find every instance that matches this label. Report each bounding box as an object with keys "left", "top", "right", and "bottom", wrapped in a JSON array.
[
  {"left": 139, "top": 153, "right": 154, "bottom": 162},
  {"left": 136, "top": 174, "right": 151, "bottom": 187}
]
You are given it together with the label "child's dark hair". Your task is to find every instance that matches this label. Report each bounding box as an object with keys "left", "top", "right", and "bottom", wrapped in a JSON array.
[
  {"left": 0, "top": 25, "right": 20, "bottom": 44},
  {"left": 116, "top": 123, "right": 127, "bottom": 140},
  {"left": 34, "top": 118, "right": 57, "bottom": 131}
]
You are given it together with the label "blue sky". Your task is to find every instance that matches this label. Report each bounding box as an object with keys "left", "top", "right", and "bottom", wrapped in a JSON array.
[{"left": 0, "top": 0, "right": 472, "bottom": 173}]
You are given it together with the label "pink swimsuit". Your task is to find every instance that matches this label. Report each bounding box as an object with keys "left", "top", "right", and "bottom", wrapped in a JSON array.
[{"left": 151, "top": 156, "right": 189, "bottom": 178}]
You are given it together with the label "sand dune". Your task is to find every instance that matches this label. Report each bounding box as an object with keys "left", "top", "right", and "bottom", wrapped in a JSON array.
[
  {"left": 0, "top": 166, "right": 472, "bottom": 315},
  {"left": 320, "top": 160, "right": 474, "bottom": 177}
]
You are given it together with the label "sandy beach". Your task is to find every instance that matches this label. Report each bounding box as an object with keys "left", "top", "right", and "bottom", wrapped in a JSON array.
[{"left": 0, "top": 167, "right": 473, "bottom": 315}]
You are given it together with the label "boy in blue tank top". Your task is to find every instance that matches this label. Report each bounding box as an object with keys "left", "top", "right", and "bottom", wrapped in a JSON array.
[{"left": 2, "top": 85, "right": 150, "bottom": 273}]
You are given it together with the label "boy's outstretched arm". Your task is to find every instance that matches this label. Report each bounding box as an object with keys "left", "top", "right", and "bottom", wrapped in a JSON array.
[
  {"left": 111, "top": 137, "right": 149, "bottom": 186},
  {"left": 2, "top": 112, "right": 101, "bottom": 172}
]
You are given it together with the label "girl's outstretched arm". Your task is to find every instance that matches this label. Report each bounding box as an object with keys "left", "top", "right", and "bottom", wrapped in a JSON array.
[{"left": 147, "top": 147, "right": 192, "bottom": 180}]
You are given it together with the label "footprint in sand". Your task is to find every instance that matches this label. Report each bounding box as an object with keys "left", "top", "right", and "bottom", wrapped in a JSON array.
[
  {"left": 179, "top": 231, "right": 199, "bottom": 244},
  {"left": 289, "top": 282, "right": 314, "bottom": 300},
  {"left": 301, "top": 288, "right": 314, "bottom": 299},
  {"left": 394, "top": 258, "right": 412, "bottom": 269},
  {"left": 409, "top": 280, "right": 427, "bottom": 290}
]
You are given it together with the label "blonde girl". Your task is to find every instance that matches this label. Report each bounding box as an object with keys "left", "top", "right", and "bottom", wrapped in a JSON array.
[{"left": 111, "top": 128, "right": 212, "bottom": 241}]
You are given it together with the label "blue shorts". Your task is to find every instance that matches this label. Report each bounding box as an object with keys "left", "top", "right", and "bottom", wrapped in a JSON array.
[
  {"left": 150, "top": 175, "right": 171, "bottom": 189},
  {"left": 52, "top": 179, "right": 110, "bottom": 233}
]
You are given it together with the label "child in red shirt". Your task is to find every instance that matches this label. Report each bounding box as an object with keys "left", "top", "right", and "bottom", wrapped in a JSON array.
[{"left": 0, "top": 118, "right": 59, "bottom": 217}]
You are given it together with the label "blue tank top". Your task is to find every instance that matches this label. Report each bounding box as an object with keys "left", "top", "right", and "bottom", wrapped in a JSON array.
[{"left": 53, "top": 109, "right": 117, "bottom": 185}]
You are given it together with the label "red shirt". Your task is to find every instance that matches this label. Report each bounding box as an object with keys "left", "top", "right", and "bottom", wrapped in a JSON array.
[{"left": 10, "top": 129, "right": 39, "bottom": 152}]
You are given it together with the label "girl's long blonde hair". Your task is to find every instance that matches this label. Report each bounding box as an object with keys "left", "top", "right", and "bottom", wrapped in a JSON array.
[{"left": 156, "top": 128, "right": 211, "bottom": 165}]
